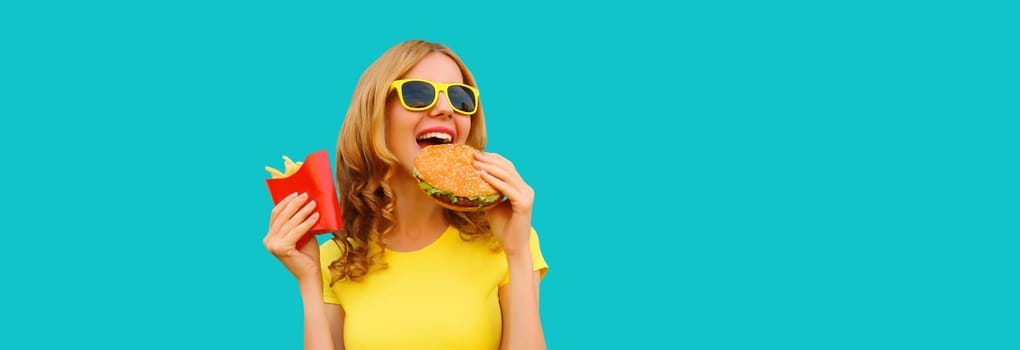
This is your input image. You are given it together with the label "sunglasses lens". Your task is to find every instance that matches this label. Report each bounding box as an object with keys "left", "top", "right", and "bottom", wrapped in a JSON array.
[
  {"left": 400, "top": 81, "right": 435, "bottom": 109},
  {"left": 447, "top": 85, "right": 477, "bottom": 114}
]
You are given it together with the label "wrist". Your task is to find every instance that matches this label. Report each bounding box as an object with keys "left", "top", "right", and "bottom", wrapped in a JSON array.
[
  {"left": 505, "top": 248, "right": 533, "bottom": 264},
  {"left": 298, "top": 277, "right": 324, "bottom": 297},
  {"left": 499, "top": 220, "right": 533, "bottom": 254}
]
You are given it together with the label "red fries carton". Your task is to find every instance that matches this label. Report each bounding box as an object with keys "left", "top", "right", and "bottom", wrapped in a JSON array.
[{"left": 265, "top": 150, "right": 343, "bottom": 240}]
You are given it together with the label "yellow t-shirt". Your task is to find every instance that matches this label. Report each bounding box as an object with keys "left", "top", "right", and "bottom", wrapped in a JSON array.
[{"left": 319, "top": 226, "right": 548, "bottom": 350}]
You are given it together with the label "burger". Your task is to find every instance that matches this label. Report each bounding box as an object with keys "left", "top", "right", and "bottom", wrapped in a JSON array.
[{"left": 413, "top": 144, "right": 504, "bottom": 211}]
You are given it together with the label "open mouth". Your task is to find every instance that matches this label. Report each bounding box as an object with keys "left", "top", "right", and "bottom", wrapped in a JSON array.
[{"left": 416, "top": 130, "right": 454, "bottom": 148}]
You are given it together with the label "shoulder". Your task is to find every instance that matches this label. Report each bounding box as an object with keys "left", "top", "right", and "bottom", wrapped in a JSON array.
[
  {"left": 318, "top": 237, "right": 343, "bottom": 263},
  {"left": 529, "top": 227, "right": 543, "bottom": 247}
]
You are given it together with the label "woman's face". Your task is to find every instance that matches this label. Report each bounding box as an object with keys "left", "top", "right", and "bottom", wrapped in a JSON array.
[{"left": 386, "top": 52, "right": 473, "bottom": 176}]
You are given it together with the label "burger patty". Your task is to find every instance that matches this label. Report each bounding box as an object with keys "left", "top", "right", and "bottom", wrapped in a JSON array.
[
  {"left": 415, "top": 172, "right": 500, "bottom": 208},
  {"left": 436, "top": 195, "right": 499, "bottom": 209}
]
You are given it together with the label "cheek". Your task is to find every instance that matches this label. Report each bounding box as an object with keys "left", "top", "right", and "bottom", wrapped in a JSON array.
[
  {"left": 457, "top": 117, "right": 472, "bottom": 143},
  {"left": 386, "top": 107, "right": 413, "bottom": 137},
  {"left": 385, "top": 120, "right": 411, "bottom": 156}
]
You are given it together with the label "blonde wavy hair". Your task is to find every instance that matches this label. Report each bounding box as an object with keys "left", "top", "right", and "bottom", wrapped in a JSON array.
[{"left": 328, "top": 40, "right": 495, "bottom": 285}]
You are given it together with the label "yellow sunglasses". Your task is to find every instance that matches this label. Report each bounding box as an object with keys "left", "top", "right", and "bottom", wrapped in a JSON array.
[{"left": 390, "top": 79, "right": 480, "bottom": 115}]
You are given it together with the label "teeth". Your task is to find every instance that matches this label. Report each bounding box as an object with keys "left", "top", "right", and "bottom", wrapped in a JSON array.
[{"left": 416, "top": 132, "right": 452, "bottom": 142}]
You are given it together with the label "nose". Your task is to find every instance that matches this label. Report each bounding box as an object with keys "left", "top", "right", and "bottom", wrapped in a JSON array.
[{"left": 428, "top": 91, "right": 453, "bottom": 118}]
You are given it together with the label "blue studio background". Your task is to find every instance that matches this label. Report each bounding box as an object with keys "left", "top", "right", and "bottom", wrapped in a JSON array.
[{"left": 1, "top": 1, "right": 1017, "bottom": 349}]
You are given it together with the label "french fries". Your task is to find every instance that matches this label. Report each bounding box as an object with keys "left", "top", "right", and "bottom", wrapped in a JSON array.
[{"left": 265, "top": 155, "right": 304, "bottom": 179}]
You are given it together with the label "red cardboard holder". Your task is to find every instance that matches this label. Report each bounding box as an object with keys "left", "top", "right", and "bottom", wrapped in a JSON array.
[{"left": 265, "top": 150, "right": 343, "bottom": 238}]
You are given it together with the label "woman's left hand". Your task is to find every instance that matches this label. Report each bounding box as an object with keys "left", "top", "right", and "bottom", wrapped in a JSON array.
[{"left": 474, "top": 151, "right": 534, "bottom": 256}]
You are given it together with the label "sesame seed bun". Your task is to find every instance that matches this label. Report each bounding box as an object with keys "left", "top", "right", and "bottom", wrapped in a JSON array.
[{"left": 413, "top": 144, "right": 503, "bottom": 211}]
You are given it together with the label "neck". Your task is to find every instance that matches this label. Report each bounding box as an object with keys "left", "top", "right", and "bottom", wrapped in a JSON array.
[{"left": 390, "top": 170, "right": 448, "bottom": 239}]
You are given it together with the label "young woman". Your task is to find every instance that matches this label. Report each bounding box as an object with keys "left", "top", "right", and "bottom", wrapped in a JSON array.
[{"left": 263, "top": 39, "right": 549, "bottom": 350}]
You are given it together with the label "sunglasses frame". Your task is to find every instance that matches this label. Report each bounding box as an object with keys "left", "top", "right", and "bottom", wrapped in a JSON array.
[{"left": 390, "top": 78, "right": 480, "bottom": 115}]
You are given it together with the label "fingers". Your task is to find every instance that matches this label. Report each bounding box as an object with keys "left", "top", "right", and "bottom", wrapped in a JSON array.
[
  {"left": 477, "top": 169, "right": 514, "bottom": 199},
  {"left": 282, "top": 199, "right": 319, "bottom": 244},
  {"left": 478, "top": 168, "right": 533, "bottom": 200},
  {"left": 473, "top": 152, "right": 520, "bottom": 185},
  {"left": 265, "top": 192, "right": 320, "bottom": 256},
  {"left": 474, "top": 152, "right": 534, "bottom": 212},
  {"left": 270, "top": 192, "right": 312, "bottom": 234},
  {"left": 269, "top": 192, "right": 300, "bottom": 228},
  {"left": 474, "top": 152, "right": 514, "bottom": 169}
]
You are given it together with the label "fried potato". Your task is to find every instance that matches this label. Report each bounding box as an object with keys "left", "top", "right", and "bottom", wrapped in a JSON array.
[{"left": 266, "top": 155, "right": 304, "bottom": 179}]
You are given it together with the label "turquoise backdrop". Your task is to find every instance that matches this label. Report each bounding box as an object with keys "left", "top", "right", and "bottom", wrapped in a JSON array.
[{"left": 1, "top": 1, "right": 1016, "bottom": 349}]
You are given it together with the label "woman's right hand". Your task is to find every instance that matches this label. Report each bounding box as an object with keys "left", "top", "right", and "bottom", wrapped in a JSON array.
[{"left": 263, "top": 192, "right": 321, "bottom": 283}]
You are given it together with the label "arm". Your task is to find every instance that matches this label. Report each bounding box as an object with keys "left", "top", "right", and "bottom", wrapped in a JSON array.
[
  {"left": 499, "top": 268, "right": 545, "bottom": 350},
  {"left": 324, "top": 303, "right": 345, "bottom": 350},
  {"left": 298, "top": 281, "right": 339, "bottom": 350},
  {"left": 475, "top": 152, "right": 547, "bottom": 350},
  {"left": 263, "top": 192, "right": 340, "bottom": 350}
]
